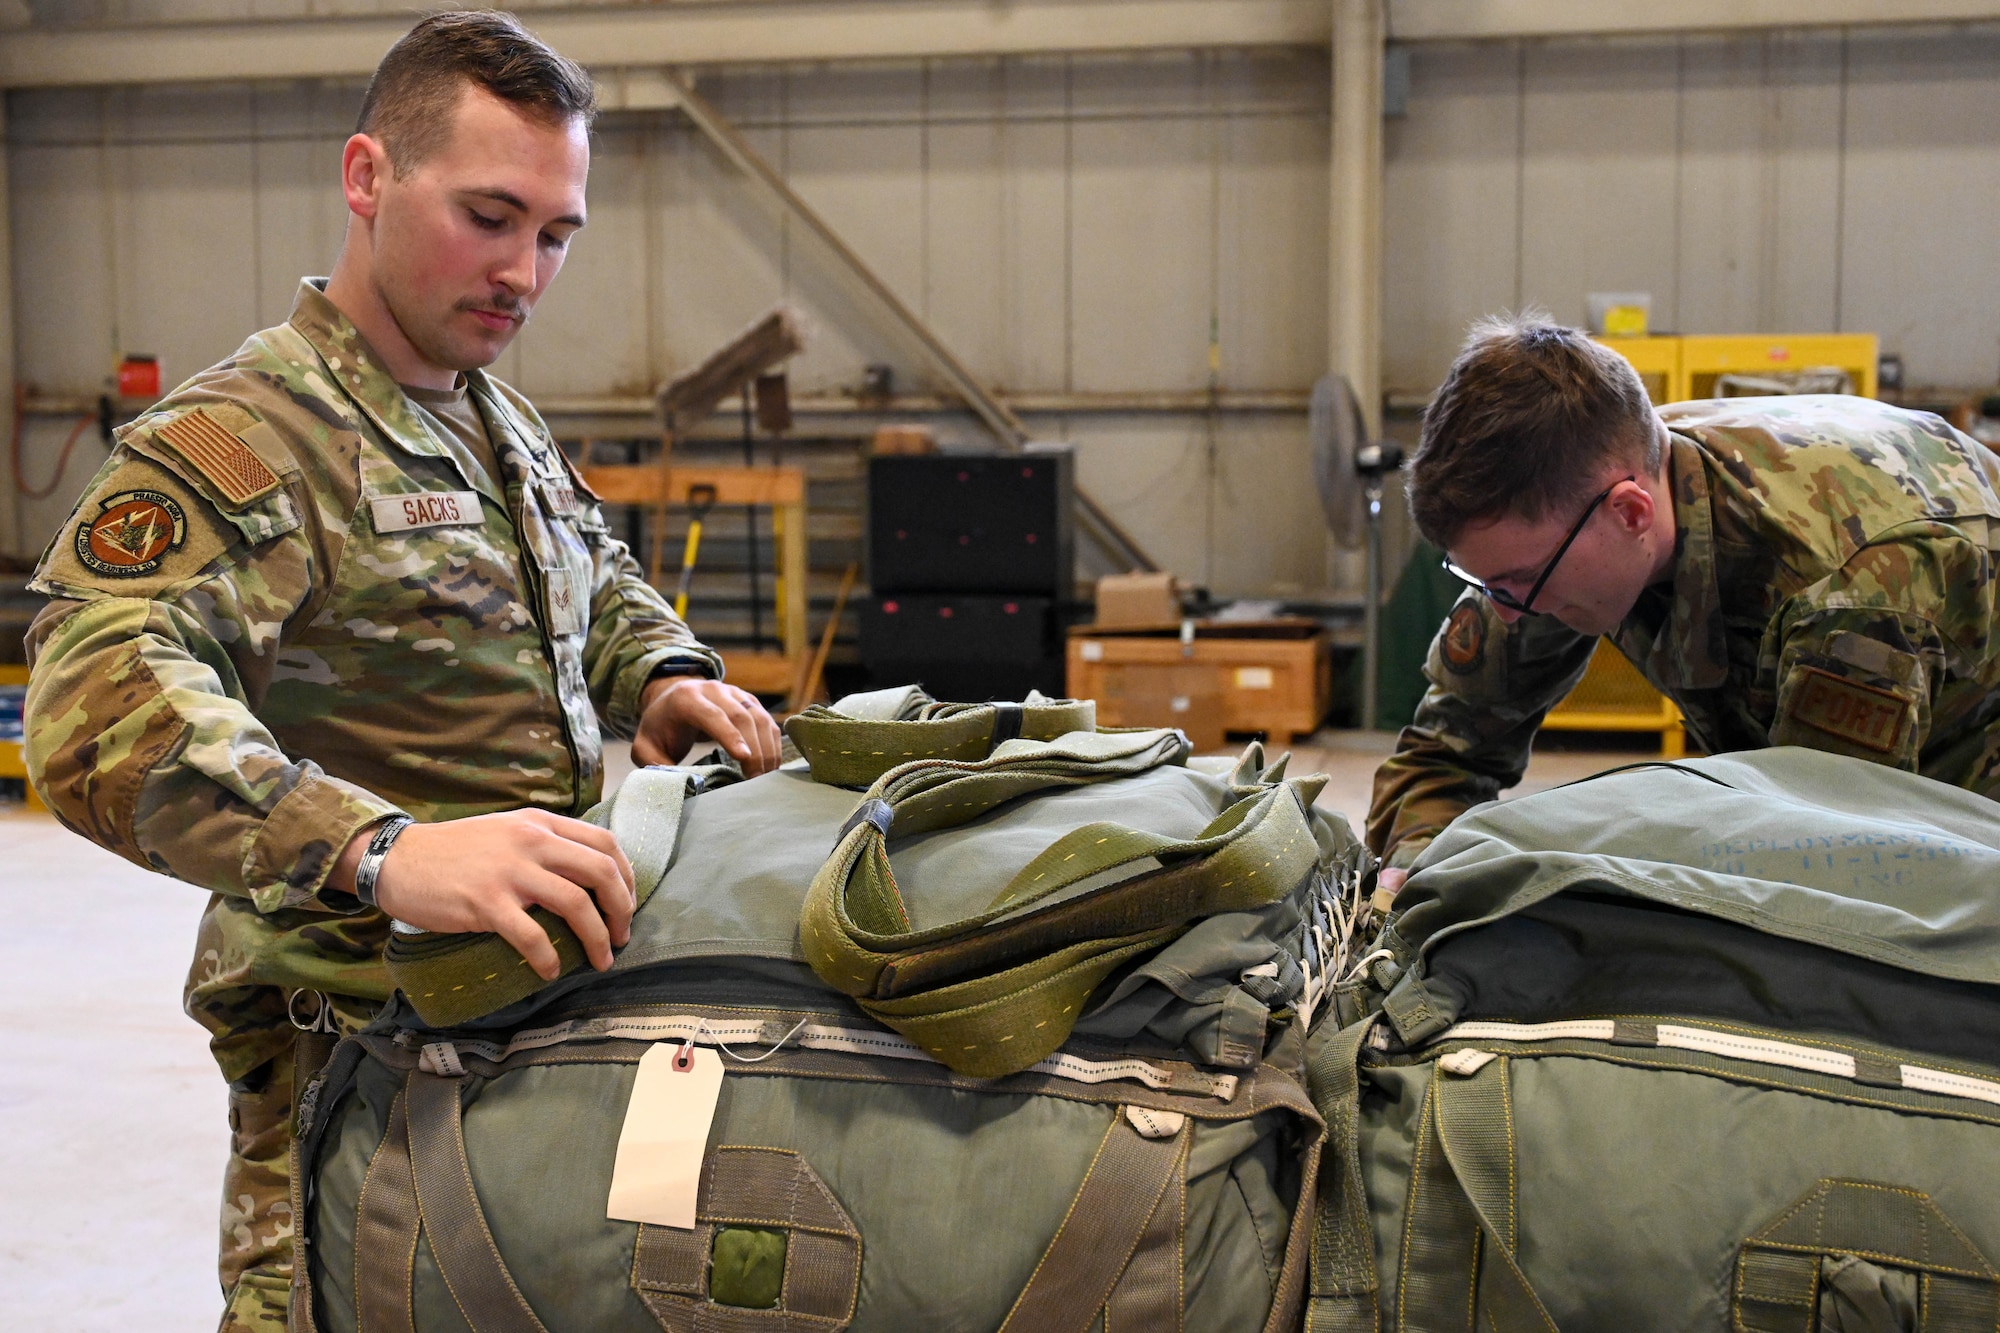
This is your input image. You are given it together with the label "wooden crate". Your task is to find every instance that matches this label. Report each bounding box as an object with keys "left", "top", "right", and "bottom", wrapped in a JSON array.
[{"left": 1067, "top": 621, "right": 1331, "bottom": 745}]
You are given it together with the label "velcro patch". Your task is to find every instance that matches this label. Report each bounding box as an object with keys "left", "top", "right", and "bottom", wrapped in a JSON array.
[
  {"left": 1441, "top": 602, "right": 1486, "bottom": 675},
  {"left": 1788, "top": 666, "right": 1911, "bottom": 754},
  {"left": 370, "top": 491, "right": 483, "bottom": 533},
  {"left": 154, "top": 408, "right": 280, "bottom": 506}
]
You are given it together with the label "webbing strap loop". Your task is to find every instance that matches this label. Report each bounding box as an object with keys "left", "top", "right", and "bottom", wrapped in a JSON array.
[
  {"left": 998, "top": 1111, "right": 1191, "bottom": 1333},
  {"left": 1305, "top": 1018, "right": 1382, "bottom": 1333},
  {"left": 404, "top": 1072, "right": 552, "bottom": 1333},
  {"left": 384, "top": 765, "right": 714, "bottom": 1028},
  {"left": 785, "top": 690, "right": 1099, "bottom": 788},
  {"left": 353, "top": 1089, "right": 419, "bottom": 1333},
  {"left": 800, "top": 728, "right": 1326, "bottom": 1078}
]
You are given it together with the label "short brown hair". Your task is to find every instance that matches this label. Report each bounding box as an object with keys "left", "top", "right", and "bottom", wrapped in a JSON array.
[
  {"left": 1409, "top": 312, "right": 1658, "bottom": 549},
  {"left": 356, "top": 10, "right": 596, "bottom": 177}
]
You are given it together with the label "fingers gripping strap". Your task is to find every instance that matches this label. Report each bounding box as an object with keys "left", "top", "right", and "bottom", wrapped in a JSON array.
[
  {"left": 404, "top": 1072, "right": 551, "bottom": 1333},
  {"left": 384, "top": 768, "right": 697, "bottom": 1028},
  {"left": 998, "top": 1112, "right": 1191, "bottom": 1333},
  {"left": 801, "top": 734, "right": 1315, "bottom": 1078},
  {"left": 784, "top": 695, "right": 1100, "bottom": 787}
]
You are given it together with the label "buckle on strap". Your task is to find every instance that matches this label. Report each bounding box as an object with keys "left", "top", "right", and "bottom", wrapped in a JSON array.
[
  {"left": 837, "top": 797, "right": 894, "bottom": 845},
  {"left": 988, "top": 702, "right": 1025, "bottom": 748}
]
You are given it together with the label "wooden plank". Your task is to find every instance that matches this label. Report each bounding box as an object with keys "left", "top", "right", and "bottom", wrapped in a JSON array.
[{"left": 581, "top": 464, "right": 806, "bottom": 508}]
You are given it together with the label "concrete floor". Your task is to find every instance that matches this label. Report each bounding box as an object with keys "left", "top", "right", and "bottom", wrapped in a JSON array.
[{"left": 0, "top": 731, "right": 1649, "bottom": 1329}]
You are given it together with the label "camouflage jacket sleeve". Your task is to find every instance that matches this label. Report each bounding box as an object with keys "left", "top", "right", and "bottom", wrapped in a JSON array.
[
  {"left": 24, "top": 437, "right": 401, "bottom": 915},
  {"left": 1365, "top": 590, "right": 1598, "bottom": 868},
  {"left": 1763, "top": 522, "right": 1979, "bottom": 771},
  {"left": 578, "top": 507, "right": 725, "bottom": 739}
]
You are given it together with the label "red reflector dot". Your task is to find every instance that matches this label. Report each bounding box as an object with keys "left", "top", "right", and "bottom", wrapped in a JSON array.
[
  {"left": 1024, "top": 533, "right": 1038, "bottom": 544},
  {"left": 1003, "top": 602, "right": 1019, "bottom": 614},
  {"left": 958, "top": 534, "right": 971, "bottom": 545},
  {"left": 883, "top": 600, "right": 900, "bottom": 613},
  {"left": 896, "top": 529, "right": 907, "bottom": 540},
  {"left": 939, "top": 606, "right": 955, "bottom": 618},
  {"left": 957, "top": 471, "right": 970, "bottom": 482},
  {"left": 1022, "top": 467, "right": 1034, "bottom": 478}
]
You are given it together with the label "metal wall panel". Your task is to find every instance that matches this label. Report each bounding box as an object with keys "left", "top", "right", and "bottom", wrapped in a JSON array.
[
  {"left": 1840, "top": 24, "right": 2000, "bottom": 389},
  {"left": 9, "top": 33, "right": 2000, "bottom": 593}
]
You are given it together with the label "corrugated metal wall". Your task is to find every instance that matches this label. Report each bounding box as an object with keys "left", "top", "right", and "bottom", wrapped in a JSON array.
[{"left": 6, "top": 22, "right": 1999, "bottom": 592}]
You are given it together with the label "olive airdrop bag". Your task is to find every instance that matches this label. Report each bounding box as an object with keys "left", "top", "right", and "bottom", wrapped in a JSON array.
[
  {"left": 293, "top": 690, "right": 1368, "bottom": 1333},
  {"left": 1306, "top": 749, "right": 2000, "bottom": 1332}
]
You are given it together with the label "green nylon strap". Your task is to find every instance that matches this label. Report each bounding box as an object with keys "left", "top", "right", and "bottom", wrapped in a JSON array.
[
  {"left": 997, "top": 1112, "right": 1191, "bottom": 1333},
  {"left": 353, "top": 1088, "right": 419, "bottom": 1333},
  {"left": 1397, "top": 1056, "right": 1557, "bottom": 1333},
  {"left": 405, "top": 1071, "right": 552, "bottom": 1333},
  {"left": 385, "top": 766, "right": 703, "bottom": 1029},
  {"left": 785, "top": 693, "right": 1099, "bottom": 788},
  {"left": 1305, "top": 1018, "right": 1382, "bottom": 1333},
  {"left": 800, "top": 728, "right": 1325, "bottom": 1078}
]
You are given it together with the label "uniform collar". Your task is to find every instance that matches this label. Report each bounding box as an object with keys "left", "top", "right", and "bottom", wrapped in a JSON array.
[
  {"left": 287, "top": 278, "right": 453, "bottom": 460},
  {"left": 1638, "top": 433, "right": 1729, "bottom": 690}
]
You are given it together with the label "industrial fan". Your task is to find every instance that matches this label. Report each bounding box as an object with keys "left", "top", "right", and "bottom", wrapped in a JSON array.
[{"left": 1309, "top": 374, "right": 1403, "bottom": 730}]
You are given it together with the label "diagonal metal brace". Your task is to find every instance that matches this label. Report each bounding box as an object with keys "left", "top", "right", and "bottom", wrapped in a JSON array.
[{"left": 663, "top": 69, "right": 1155, "bottom": 573}]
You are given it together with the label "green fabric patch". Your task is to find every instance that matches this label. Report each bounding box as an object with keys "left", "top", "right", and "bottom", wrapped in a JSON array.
[{"left": 710, "top": 1227, "right": 787, "bottom": 1309}]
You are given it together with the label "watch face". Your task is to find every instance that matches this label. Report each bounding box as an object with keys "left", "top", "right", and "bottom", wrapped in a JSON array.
[{"left": 75, "top": 490, "right": 188, "bottom": 577}]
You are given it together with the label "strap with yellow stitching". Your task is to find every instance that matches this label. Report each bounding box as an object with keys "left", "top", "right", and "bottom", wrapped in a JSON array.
[{"left": 800, "top": 728, "right": 1325, "bottom": 1078}]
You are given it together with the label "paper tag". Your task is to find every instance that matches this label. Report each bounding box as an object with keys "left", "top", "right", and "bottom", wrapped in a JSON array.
[
  {"left": 1234, "top": 666, "right": 1275, "bottom": 690},
  {"left": 370, "top": 490, "right": 483, "bottom": 533},
  {"left": 606, "top": 1043, "right": 725, "bottom": 1229},
  {"left": 1079, "top": 640, "right": 1104, "bottom": 662}
]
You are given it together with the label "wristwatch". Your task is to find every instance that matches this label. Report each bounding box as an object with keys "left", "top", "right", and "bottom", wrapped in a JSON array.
[{"left": 353, "top": 815, "right": 415, "bottom": 909}]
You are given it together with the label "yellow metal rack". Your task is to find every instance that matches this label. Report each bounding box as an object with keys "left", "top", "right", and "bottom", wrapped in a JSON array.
[{"left": 1543, "top": 331, "right": 1877, "bottom": 755}]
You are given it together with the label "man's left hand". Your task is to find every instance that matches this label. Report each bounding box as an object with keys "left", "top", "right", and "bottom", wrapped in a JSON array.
[{"left": 633, "top": 675, "right": 784, "bottom": 775}]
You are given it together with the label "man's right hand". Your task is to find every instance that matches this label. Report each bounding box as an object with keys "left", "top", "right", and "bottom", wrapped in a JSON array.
[
  {"left": 1376, "top": 867, "right": 1409, "bottom": 897},
  {"left": 333, "top": 811, "right": 637, "bottom": 980}
]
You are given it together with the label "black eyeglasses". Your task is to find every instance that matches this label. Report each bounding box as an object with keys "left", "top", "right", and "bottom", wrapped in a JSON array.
[{"left": 1441, "top": 476, "right": 1632, "bottom": 615}]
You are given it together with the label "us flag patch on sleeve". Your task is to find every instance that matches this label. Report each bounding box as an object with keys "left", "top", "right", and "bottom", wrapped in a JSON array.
[{"left": 154, "top": 408, "right": 280, "bottom": 507}]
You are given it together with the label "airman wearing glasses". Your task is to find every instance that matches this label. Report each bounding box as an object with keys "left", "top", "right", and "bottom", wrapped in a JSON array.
[{"left": 1367, "top": 313, "right": 2000, "bottom": 895}]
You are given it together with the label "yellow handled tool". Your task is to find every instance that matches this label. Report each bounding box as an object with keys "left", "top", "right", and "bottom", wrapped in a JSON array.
[{"left": 673, "top": 483, "right": 719, "bottom": 620}]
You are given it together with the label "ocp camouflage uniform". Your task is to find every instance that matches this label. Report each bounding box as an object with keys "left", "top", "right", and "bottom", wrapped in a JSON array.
[
  {"left": 1369, "top": 395, "right": 2000, "bottom": 868},
  {"left": 24, "top": 279, "right": 721, "bottom": 1331}
]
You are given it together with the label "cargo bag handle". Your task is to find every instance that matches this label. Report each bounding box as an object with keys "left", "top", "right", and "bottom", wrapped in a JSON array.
[
  {"left": 800, "top": 728, "right": 1329, "bottom": 1077},
  {"left": 1733, "top": 1178, "right": 2000, "bottom": 1332},
  {"left": 785, "top": 688, "right": 1099, "bottom": 788},
  {"left": 384, "top": 764, "right": 712, "bottom": 1029}
]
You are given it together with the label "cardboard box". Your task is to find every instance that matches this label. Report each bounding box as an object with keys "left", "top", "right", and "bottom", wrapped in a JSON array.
[
  {"left": 1093, "top": 572, "right": 1181, "bottom": 629},
  {"left": 870, "top": 424, "right": 936, "bottom": 455},
  {"left": 1094, "top": 662, "right": 1226, "bottom": 751}
]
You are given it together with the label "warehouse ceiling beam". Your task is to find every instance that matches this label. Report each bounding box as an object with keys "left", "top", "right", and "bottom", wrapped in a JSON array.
[
  {"left": 0, "top": 1, "right": 1331, "bottom": 89},
  {"left": 1387, "top": 0, "right": 2000, "bottom": 42},
  {"left": 5, "top": 0, "right": 2000, "bottom": 88},
  {"left": 661, "top": 71, "right": 1156, "bottom": 573}
]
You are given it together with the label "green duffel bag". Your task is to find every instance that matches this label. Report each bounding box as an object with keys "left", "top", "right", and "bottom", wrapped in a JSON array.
[
  {"left": 295, "top": 689, "right": 1369, "bottom": 1333},
  {"left": 1306, "top": 748, "right": 2000, "bottom": 1332}
]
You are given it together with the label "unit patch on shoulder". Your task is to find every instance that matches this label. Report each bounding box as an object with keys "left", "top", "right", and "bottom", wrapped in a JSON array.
[
  {"left": 74, "top": 490, "right": 187, "bottom": 577},
  {"left": 154, "top": 407, "right": 280, "bottom": 506},
  {"left": 1441, "top": 602, "right": 1487, "bottom": 676},
  {"left": 1788, "top": 666, "right": 1911, "bottom": 754}
]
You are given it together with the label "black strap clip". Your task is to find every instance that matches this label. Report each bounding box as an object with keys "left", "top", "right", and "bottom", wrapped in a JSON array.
[
  {"left": 837, "top": 797, "right": 894, "bottom": 844},
  {"left": 988, "top": 702, "right": 1026, "bottom": 749}
]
